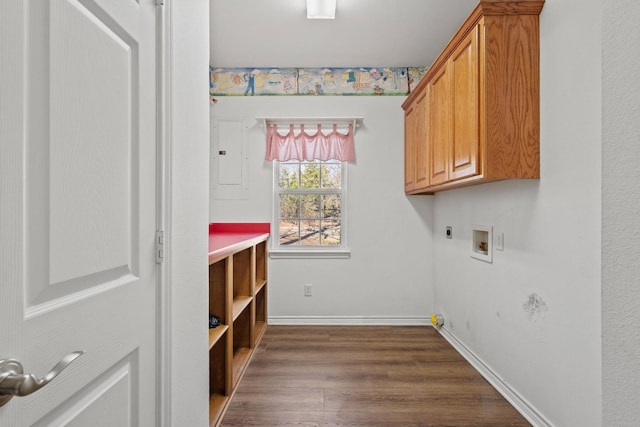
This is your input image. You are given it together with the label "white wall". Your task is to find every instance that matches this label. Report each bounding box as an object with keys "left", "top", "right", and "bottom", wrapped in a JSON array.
[
  {"left": 432, "top": 0, "right": 602, "bottom": 425},
  {"left": 169, "top": 1, "right": 210, "bottom": 425},
  {"left": 602, "top": 0, "right": 640, "bottom": 425},
  {"left": 210, "top": 96, "right": 434, "bottom": 324}
]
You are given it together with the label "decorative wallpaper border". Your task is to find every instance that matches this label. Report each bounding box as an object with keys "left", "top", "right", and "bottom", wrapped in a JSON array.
[{"left": 210, "top": 66, "right": 428, "bottom": 98}]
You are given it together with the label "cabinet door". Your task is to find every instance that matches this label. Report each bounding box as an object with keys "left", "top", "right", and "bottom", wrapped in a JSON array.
[
  {"left": 429, "top": 64, "right": 451, "bottom": 186},
  {"left": 404, "top": 103, "right": 417, "bottom": 192},
  {"left": 449, "top": 26, "right": 479, "bottom": 181},
  {"left": 414, "top": 89, "right": 429, "bottom": 189}
]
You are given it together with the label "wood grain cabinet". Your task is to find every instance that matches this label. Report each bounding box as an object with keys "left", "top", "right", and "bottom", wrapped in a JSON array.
[
  {"left": 208, "top": 238, "right": 268, "bottom": 427},
  {"left": 403, "top": 0, "right": 544, "bottom": 194}
]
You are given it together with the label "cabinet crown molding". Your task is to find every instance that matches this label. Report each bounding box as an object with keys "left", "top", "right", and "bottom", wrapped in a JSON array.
[{"left": 476, "top": 0, "right": 545, "bottom": 16}]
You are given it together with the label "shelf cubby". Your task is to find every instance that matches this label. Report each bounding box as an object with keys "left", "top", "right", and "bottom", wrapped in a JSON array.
[
  {"left": 209, "top": 330, "right": 228, "bottom": 395},
  {"left": 208, "top": 325, "right": 229, "bottom": 350},
  {"left": 232, "top": 248, "right": 252, "bottom": 299},
  {"left": 232, "top": 296, "right": 252, "bottom": 321},
  {"left": 254, "top": 285, "right": 267, "bottom": 345},
  {"left": 209, "top": 259, "right": 229, "bottom": 326},
  {"left": 255, "top": 240, "right": 267, "bottom": 288},
  {"left": 232, "top": 305, "right": 252, "bottom": 387},
  {"left": 208, "top": 328, "right": 229, "bottom": 424},
  {"left": 209, "top": 394, "right": 228, "bottom": 427}
]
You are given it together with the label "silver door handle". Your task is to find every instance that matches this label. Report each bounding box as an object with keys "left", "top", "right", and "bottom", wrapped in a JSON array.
[{"left": 0, "top": 351, "right": 85, "bottom": 407}]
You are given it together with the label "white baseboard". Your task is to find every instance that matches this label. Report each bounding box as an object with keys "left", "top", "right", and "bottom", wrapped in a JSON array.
[
  {"left": 437, "top": 325, "right": 553, "bottom": 427},
  {"left": 268, "top": 315, "right": 430, "bottom": 326}
]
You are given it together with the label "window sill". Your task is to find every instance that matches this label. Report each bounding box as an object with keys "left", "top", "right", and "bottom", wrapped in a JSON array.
[{"left": 269, "top": 249, "right": 351, "bottom": 259}]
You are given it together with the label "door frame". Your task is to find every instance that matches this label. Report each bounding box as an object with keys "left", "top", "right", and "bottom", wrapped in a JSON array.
[
  {"left": 133, "top": 2, "right": 212, "bottom": 425},
  {"left": 156, "top": 2, "right": 170, "bottom": 426},
  {"left": 161, "top": 0, "right": 212, "bottom": 424}
]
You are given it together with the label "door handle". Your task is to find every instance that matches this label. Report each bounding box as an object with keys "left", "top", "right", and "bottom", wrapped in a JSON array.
[{"left": 0, "top": 351, "right": 85, "bottom": 408}]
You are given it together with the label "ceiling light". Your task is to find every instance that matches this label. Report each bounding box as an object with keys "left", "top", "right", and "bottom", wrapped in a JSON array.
[{"left": 306, "top": 0, "right": 336, "bottom": 19}]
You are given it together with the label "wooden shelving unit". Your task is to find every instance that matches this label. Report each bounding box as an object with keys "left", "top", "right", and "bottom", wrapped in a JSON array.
[{"left": 208, "top": 232, "right": 269, "bottom": 427}]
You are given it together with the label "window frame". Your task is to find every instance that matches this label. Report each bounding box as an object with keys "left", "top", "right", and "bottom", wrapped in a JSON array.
[{"left": 270, "top": 159, "right": 350, "bottom": 259}]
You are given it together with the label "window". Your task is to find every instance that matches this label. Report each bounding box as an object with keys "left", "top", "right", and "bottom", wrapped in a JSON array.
[
  {"left": 264, "top": 118, "right": 358, "bottom": 258},
  {"left": 272, "top": 160, "right": 348, "bottom": 257}
]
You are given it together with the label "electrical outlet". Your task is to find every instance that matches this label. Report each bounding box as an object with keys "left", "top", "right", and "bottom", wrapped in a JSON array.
[
  {"left": 495, "top": 232, "right": 504, "bottom": 251},
  {"left": 304, "top": 284, "right": 312, "bottom": 297}
]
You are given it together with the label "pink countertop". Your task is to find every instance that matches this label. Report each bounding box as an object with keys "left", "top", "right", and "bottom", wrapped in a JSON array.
[{"left": 208, "top": 223, "right": 270, "bottom": 263}]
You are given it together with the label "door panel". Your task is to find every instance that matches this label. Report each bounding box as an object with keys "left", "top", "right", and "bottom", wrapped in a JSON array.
[
  {"left": 31, "top": 355, "right": 136, "bottom": 427},
  {"left": 450, "top": 26, "right": 479, "bottom": 181},
  {"left": 28, "top": 0, "right": 138, "bottom": 306},
  {"left": 414, "top": 89, "right": 429, "bottom": 189},
  {"left": 429, "top": 64, "right": 450, "bottom": 186},
  {"left": 404, "top": 104, "right": 417, "bottom": 191},
  {"left": 1, "top": 0, "right": 158, "bottom": 425},
  {"left": 47, "top": 0, "right": 135, "bottom": 287}
]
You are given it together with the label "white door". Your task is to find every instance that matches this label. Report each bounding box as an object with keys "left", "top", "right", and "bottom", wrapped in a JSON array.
[{"left": 0, "top": 0, "right": 160, "bottom": 425}]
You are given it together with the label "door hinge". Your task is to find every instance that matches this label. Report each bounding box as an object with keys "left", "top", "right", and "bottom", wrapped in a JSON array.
[
  {"left": 156, "top": 230, "right": 165, "bottom": 264},
  {"left": 155, "top": 0, "right": 164, "bottom": 6}
]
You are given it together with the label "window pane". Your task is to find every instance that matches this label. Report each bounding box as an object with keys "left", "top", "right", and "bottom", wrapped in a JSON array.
[
  {"left": 275, "top": 160, "right": 345, "bottom": 250},
  {"left": 300, "top": 194, "right": 320, "bottom": 219},
  {"left": 279, "top": 194, "right": 299, "bottom": 219},
  {"left": 279, "top": 219, "right": 299, "bottom": 245},
  {"left": 321, "top": 194, "right": 341, "bottom": 218},
  {"left": 279, "top": 163, "right": 299, "bottom": 189},
  {"left": 321, "top": 220, "right": 341, "bottom": 246},
  {"left": 321, "top": 163, "right": 341, "bottom": 189},
  {"left": 300, "top": 220, "right": 321, "bottom": 245},
  {"left": 300, "top": 163, "right": 320, "bottom": 189}
]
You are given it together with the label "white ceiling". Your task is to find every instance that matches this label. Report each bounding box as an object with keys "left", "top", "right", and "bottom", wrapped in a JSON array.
[{"left": 210, "top": 0, "right": 479, "bottom": 69}]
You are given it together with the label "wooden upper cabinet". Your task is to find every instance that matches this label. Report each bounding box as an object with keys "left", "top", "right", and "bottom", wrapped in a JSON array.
[{"left": 402, "top": 0, "right": 543, "bottom": 194}]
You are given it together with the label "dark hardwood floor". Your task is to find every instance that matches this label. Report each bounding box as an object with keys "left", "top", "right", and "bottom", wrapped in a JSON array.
[{"left": 221, "top": 326, "right": 530, "bottom": 427}]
